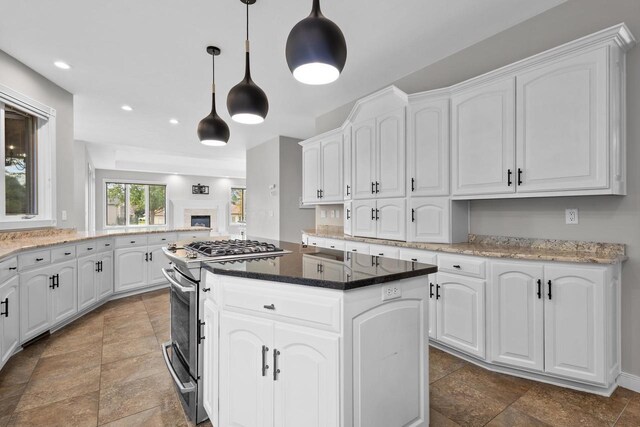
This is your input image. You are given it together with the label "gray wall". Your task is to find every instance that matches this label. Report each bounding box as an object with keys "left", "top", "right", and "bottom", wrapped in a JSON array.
[
  {"left": 0, "top": 50, "right": 80, "bottom": 229},
  {"left": 94, "top": 169, "right": 245, "bottom": 233},
  {"left": 316, "top": 0, "right": 640, "bottom": 377},
  {"left": 246, "top": 136, "right": 315, "bottom": 242}
]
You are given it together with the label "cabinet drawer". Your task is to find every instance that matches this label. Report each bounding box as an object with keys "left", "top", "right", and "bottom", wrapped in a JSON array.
[
  {"left": 97, "top": 239, "right": 114, "bottom": 252},
  {"left": 438, "top": 254, "right": 486, "bottom": 278},
  {"left": 76, "top": 241, "right": 100, "bottom": 255},
  {"left": 51, "top": 246, "right": 76, "bottom": 262},
  {"left": 345, "top": 241, "right": 370, "bottom": 254},
  {"left": 369, "top": 244, "right": 400, "bottom": 259},
  {"left": 18, "top": 250, "right": 51, "bottom": 270},
  {"left": 399, "top": 248, "right": 437, "bottom": 265},
  {"left": 147, "top": 233, "right": 177, "bottom": 245},
  {"left": 0, "top": 257, "right": 18, "bottom": 282},
  {"left": 115, "top": 235, "right": 148, "bottom": 248},
  {"left": 307, "top": 236, "right": 325, "bottom": 248},
  {"left": 222, "top": 281, "right": 342, "bottom": 332},
  {"left": 324, "top": 239, "right": 345, "bottom": 251},
  {"left": 177, "top": 231, "right": 210, "bottom": 241}
]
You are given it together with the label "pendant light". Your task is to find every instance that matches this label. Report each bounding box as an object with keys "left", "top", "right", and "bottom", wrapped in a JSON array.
[
  {"left": 286, "top": 0, "right": 347, "bottom": 85},
  {"left": 198, "top": 46, "right": 230, "bottom": 146},
  {"left": 227, "top": 0, "right": 269, "bottom": 125}
]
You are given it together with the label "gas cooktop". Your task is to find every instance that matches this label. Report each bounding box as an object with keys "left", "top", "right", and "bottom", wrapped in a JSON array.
[{"left": 184, "top": 239, "right": 286, "bottom": 258}]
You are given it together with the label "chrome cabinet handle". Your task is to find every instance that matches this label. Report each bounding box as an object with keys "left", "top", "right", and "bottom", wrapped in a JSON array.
[
  {"left": 262, "top": 345, "right": 270, "bottom": 376},
  {"left": 273, "top": 349, "right": 281, "bottom": 381},
  {"left": 162, "top": 342, "right": 196, "bottom": 393}
]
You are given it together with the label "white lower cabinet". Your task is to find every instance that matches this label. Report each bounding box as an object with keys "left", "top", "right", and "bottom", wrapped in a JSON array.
[
  {"left": 352, "top": 199, "right": 406, "bottom": 241},
  {"left": 97, "top": 252, "right": 114, "bottom": 301},
  {"left": 115, "top": 244, "right": 168, "bottom": 293},
  {"left": 203, "top": 299, "right": 220, "bottom": 427},
  {"left": 20, "top": 259, "right": 78, "bottom": 342},
  {"left": 148, "top": 244, "right": 172, "bottom": 286},
  {"left": 435, "top": 273, "right": 485, "bottom": 358},
  {"left": 0, "top": 275, "right": 19, "bottom": 368},
  {"left": 78, "top": 251, "right": 114, "bottom": 311}
]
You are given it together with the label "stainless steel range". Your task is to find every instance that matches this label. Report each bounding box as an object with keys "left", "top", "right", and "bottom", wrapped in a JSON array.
[{"left": 161, "top": 239, "right": 288, "bottom": 424}]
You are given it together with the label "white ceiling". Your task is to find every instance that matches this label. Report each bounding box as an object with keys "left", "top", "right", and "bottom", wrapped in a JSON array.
[{"left": 0, "top": 0, "right": 564, "bottom": 178}]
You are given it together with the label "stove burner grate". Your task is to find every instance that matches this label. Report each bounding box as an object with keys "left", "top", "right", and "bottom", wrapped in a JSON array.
[{"left": 184, "top": 240, "right": 284, "bottom": 258}]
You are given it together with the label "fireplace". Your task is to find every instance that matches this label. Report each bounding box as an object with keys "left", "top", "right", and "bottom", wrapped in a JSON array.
[{"left": 191, "top": 215, "right": 211, "bottom": 228}]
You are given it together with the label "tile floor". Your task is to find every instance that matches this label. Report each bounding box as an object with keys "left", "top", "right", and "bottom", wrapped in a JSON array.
[{"left": 0, "top": 288, "right": 637, "bottom": 426}]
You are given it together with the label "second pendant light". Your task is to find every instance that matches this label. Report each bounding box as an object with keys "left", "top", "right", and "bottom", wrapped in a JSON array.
[{"left": 227, "top": 0, "right": 269, "bottom": 125}]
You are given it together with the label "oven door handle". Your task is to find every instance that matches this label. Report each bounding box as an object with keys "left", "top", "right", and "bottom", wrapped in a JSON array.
[
  {"left": 162, "top": 268, "right": 196, "bottom": 293},
  {"left": 162, "top": 341, "right": 196, "bottom": 394}
]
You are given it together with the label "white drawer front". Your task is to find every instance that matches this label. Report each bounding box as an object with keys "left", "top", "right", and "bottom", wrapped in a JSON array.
[
  {"left": 345, "top": 241, "right": 370, "bottom": 254},
  {"left": 222, "top": 281, "right": 342, "bottom": 332},
  {"left": 77, "top": 241, "right": 100, "bottom": 255},
  {"left": 0, "top": 257, "right": 18, "bottom": 282},
  {"left": 369, "top": 244, "right": 400, "bottom": 259},
  {"left": 18, "top": 250, "right": 51, "bottom": 270},
  {"left": 324, "top": 239, "right": 345, "bottom": 251},
  {"left": 148, "top": 233, "right": 177, "bottom": 245},
  {"left": 51, "top": 246, "right": 77, "bottom": 262},
  {"left": 399, "top": 248, "right": 437, "bottom": 265},
  {"left": 438, "top": 254, "right": 486, "bottom": 278},
  {"left": 98, "top": 239, "right": 114, "bottom": 253},
  {"left": 307, "top": 236, "right": 326, "bottom": 248},
  {"left": 115, "top": 235, "right": 148, "bottom": 248}
]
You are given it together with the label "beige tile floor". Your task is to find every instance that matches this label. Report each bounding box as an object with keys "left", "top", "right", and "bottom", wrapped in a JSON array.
[{"left": 0, "top": 288, "right": 637, "bottom": 426}]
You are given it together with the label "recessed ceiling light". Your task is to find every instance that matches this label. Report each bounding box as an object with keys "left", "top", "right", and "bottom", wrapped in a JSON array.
[
  {"left": 169, "top": 119, "right": 179, "bottom": 125},
  {"left": 54, "top": 61, "right": 71, "bottom": 70},
  {"left": 121, "top": 105, "right": 133, "bottom": 111}
]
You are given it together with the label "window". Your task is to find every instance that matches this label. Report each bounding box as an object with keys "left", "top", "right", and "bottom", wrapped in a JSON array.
[
  {"left": 230, "top": 187, "right": 246, "bottom": 224},
  {"left": 0, "top": 90, "right": 54, "bottom": 229},
  {"left": 105, "top": 182, "right": 166, "bottom": 227}
]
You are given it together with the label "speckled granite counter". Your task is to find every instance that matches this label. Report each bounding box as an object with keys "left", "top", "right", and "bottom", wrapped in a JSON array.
[
  {"left": 303, "top": 230, "right": 626, "bottom": 265},
  {"left": 0, "top": 227, "right": 210, "bottom": 260}
]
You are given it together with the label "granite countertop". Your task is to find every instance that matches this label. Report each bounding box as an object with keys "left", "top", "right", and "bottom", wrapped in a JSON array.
[
  {"left": 0, "top": 227, "right": 210, "bottom": 261},
  {"left": 202, "top": 240, "right": 437, "bottom": 291},
  {"left": 303, "top": 229, "right": 627, "bottom": 265}
]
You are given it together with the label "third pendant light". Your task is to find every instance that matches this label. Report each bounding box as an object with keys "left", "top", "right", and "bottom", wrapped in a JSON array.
[{"left": 227, "top": 0, "right": 269, "bottom": 124}]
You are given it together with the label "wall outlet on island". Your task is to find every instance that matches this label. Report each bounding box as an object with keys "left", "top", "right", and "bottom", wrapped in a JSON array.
[
  {"left": 382, "top": 284, "right": 401, "bottom": 301},
  {"left": 565, "top": 208, "right": 579, "bottom": 225}
]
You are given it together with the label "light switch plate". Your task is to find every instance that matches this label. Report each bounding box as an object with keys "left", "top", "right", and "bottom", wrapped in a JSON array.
[
  {"left": 565, "top": 208, "right": 579, "bottom": 225},
  {"left": 320, "top": 210, "right": 327, "bottom": 218}
]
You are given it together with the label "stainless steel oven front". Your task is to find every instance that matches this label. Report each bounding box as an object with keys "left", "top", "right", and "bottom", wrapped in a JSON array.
[{"left": 161, "top": 266, "right": 207, "bottom": 424}]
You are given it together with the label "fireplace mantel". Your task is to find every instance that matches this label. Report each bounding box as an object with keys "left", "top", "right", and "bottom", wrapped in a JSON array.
[{"left": 170, "top": 199, "right": 228, "bottom": 234}]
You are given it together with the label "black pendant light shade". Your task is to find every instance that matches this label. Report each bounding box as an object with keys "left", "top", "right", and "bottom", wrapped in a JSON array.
[
  {"left": 198, "top": 46, "right": 230, "bottom": 146},
  {"left": 286, "top": 0, "right": 347, "bottom": 85},
  {"left": 227, "top": 0, "right": 269, "bottom": 124}
]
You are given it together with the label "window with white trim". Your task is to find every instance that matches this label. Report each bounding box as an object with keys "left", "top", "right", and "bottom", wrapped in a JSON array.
[
  {"left": 105, "top": 182, "right": 167, "bottom": 227},
  {"left": 0, "top": 88, "right": 55, "bottom": 229}
]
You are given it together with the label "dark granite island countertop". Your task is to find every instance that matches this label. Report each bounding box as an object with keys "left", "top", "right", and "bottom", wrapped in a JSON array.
[{"left": 201, "top": 240, "right": 437, "bottom": 291}]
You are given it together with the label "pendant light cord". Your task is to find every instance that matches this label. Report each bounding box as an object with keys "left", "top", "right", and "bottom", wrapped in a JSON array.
[
  {"left": 246, "top": 1, "right": 249, "bottom": 43},
  {"left": 211, "top": 52, "right": 216, "bottom": 94}
]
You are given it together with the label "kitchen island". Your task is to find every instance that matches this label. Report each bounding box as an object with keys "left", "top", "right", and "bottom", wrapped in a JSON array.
[{"left": 199, "top": 241, "right": 437, "bottom": 427}]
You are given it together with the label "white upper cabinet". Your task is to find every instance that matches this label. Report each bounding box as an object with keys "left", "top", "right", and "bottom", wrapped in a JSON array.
[
  {"left": 408, "top": 94, "right": 449, "bottom": 196},
  {"left": 408, "top": 197, "right": 469, "bottom": 244},
  {"left": 516, "top": 47, "right": 609, "bottom": 193},
  {"left": 343, "top": 127, "right": 352, "bottom": 200},
  {"left": 452, "top": 77, "right": 516, "bottom": 196},
  {"left": 376, "top": 108, "right": 406, "bottom": 198},
  {"left": 352, "top": 119, "right": 377, "bottom": 199},
  {"left": 300, "top": 130, "right": 343, "bottom": 204},
  {"left": 0, "top": 276, "right": 19, "bottom": 368}
]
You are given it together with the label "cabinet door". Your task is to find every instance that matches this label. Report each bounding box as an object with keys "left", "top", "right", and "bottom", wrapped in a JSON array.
[
  {"left": 320, "top": 136, "right": 343, "bottom": 202},
  {"left": 97, "top": 253, "right": 114, "bottom": 301},
  {"left": 302, "top": 256, "right": 323, "bottom": 281},
  {"left": 219, "top": 312, "right": 274, "bottom": 427},
  {"left": 51, "top": 261, "right": 78, "bottom": 325},
  {"left": 408, "top": 97, "right": 449, "bottom": 196},
  {"left": 114, "top": 247, "right": 148, "bottom": 292},
  {"left": 436, "top": 273, "right": 485, "bottom": 358},
  {"left": 452, "top": 77, "right": 516, "bottom": 196},
  {"left": 343, "top": 127, "right": 352, "bottom": 200},
  {"left": 77, "top": 255, "right": 97, "bottom": 311},
  {"left": 320, "top": 260, "right": 344, "bottom": 282},
  {"left": 352, "top": 200, "right": 377, "bottom": 238},
  {"left": 352, "top": 119, "right": 377, "bottom": 199},
  {"left": 19, "top": 266, "right": 52, "bottom": 341},
  {"left": 376, "top": 198, "right": 406, "bottom": 241},
  {"left": 516, "top": 47, "right": 609, "bottom": 193},
  {"left": 203, "top": 299, "right": 219, "bottom": 426},
  {"left": 409, "top": 197, "right": 449, "bottom": 244},
  {"left": 344, "top": 202, "right": 352, "bottom": 236},
  {"left": 544, "top": 265, "right": 605, "bottom": 384},
  {"left": 428, "top": 279, "right": 437, "bottom": 340},
  {"left": 376, "top": 108, "right": 406, "bottom": 198},
  {"left": 490, "top": 262, "right": 544, "bottom": 372},
  {"left": 273, "top": 324, "right": 339, "bottom": 427},
  {"left": 0, "top": 276, "right": 19, "bottom": 366},
  {"left": 302, "top": 143, "right": 321, "bottom": 203},
  {"left": 148, "top": 245, "right": 171, "bottom": 286}
]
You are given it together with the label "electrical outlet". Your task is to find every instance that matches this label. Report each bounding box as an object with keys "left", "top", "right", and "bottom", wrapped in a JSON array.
[
  {"left": 61, "top": 210, "right": 67, "bottom": 221},
  {"left": 382, "top": 284, "right": 402, "bottom": 301},
  {"left": 565, "top": 208, "right": 579, "bottom": 225}
]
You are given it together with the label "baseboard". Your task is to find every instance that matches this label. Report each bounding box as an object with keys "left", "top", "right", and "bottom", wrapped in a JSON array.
[{"left": 617, "top": 372, "right": 640, "bottom": 393}]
